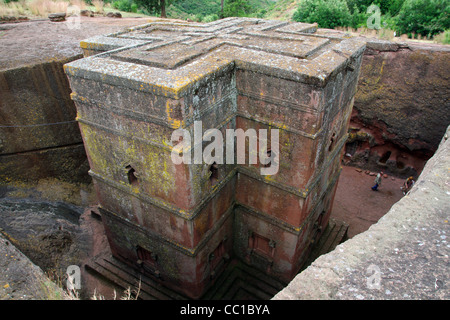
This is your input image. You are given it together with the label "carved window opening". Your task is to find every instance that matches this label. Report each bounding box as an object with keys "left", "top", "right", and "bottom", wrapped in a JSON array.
[
  {"left": 136, "top": 245, "right": 159, "bottom": 277},
  {"left": 311, "top": 210, "right": 325, "bottom": 245},
  {"left": 263, "top": 149, "right": 276, "bottom": 168},
  {"left": 137, "top": 246, "right": 157, "bottom": 266},
  {"left": 209, "top": 162, "right": 218, "bottom": 185},
  {"left": 126, "top": 165, "right": 138, "bottom": 186},
  {"left": 328, "top": 133, "right": 336, "bottom": 152}
]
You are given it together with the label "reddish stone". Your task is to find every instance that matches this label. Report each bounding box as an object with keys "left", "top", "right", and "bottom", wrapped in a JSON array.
[{"left": 65, "top": 18, "right": 365, "bottom": 299}]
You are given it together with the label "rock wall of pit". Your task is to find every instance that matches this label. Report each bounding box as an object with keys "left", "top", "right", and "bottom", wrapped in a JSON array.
[
  {"left": 345, "top": 40, "right": 450, "bottom": 178},
  {"left": 1, "top": 21, "right": 449, "bottom": 185},
  {"left": 0, "top": 18, "right": 165, "bottom": 184},
  {"left": 0, "top": 57, "right": 90, "bottom": 183},
  {"left": 274, "top": 124, "right": 450, "bottom": 300}
]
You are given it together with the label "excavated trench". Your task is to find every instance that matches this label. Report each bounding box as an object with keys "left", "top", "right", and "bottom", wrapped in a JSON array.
[
  {"left": 0, "top": 19, "right": 448, "bottom": 300},
  {"left": 0, "top": 166, "right": 408, "bottom": 300}
]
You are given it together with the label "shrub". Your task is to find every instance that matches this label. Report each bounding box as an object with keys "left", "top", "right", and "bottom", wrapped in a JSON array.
[
  {"left": 223, "top": 0, "right": 251, "bottom": 18},
  {"left": 203, "top": 13, "right": 219, "bottom": 22},
  {"left": 346, "top": 0, "right": 372, "bottom": 13},
  {"left": 434, "top": 29, "right": 450, "bottom": 44},
  {"left": 386, "top": 0, "right": 406, "bottom": 16},
  {"left": 113, "top": 0, "right": 133, "bottom": 12},
  {"left": 93, "top": 0, "right": 104, "bottom": 13},
  {"left": 173, "top": 0, "right": 220, "bottom": 17},
  {"left": 292, "top": 0, "right": 352, "bottom": 29},
  {"left": 349, "top": 4, "right": 369, "bottom": 28},
  {"left": 396, "top": 0, "right": 450, "bottom": 38},
  {"left": 256, "top": 9, "right": 267, "bottom": 18},
  {"left": 346, "top": 0, "right": 405, "bottom": 15}
]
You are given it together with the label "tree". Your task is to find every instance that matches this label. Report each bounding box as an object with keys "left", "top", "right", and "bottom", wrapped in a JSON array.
[
  {"left": 223, "top": 0, "right": 251, "bottom": 17},
  {"left": 346, "top": 0, "right": 373, "bottom": 13},
  {"left": 134, "top": 0, "right": 176, "bottom": 18},
  {"left": 396, "top": 0, "right": 450, "bottom": 37},
  {"left": 292, "top": 0, "right": 352, "bottom": 29},
  {"left": 346, "top": 0, "right": 405, "bottom": 15}
]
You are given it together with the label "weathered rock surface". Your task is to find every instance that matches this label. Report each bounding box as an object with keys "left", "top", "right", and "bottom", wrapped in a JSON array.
[
  {"left": 106, "top": 12, "right": 122, "bottom": 18},
  {"left": 345, "top": 41, "right": 450, "bottom": 178},
  {"left": 64, "top": 17, "right": 366, "bottom": 298},
  {"left": 0, "top": 198, "right": 89, "bottom": 274},
  {"left": 0, "top": 17, "right": 170, "bottom": 70},
  {"left": 0, "top": 196, "right": 99, "bottom": 299},
  {"left": 80, "top": 10, "right": 94, "bottom": 17},
  {"left": 48, "top": 13, "right": 66, "bottom": 22},
  {"left": 0, "top": 17, "right": 158, "bottom": 184},
  {"left": 0, "top": 231, "right": 69, "bottom": 300},
  {"left": 273, "top": 125, "right": 450, "bottom": 300}
]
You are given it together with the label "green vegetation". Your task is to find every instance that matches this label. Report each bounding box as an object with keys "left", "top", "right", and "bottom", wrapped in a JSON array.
[
  {"left": 132, "top": 0, "right": 173, "bottom": 17},
  {"left": 396, "top": 0, "right": 449, "bottom": 38},
  {"left": 346, "top": 0, "right": 405, "bottom": 15},
  {"left": 166, "top": 0, "right": 449, "bottom": 41},
  {"left": 434, "top": 30, "right": 450, "bottom": 44},
  {"left": 105, "top": 0, "right": 275, "bottom": 22},
  {"left": 223, "top": 0, "right": 251, "bottom": 17},
  {"left": 164, "top": 0, "right": 273, "bottom": 21},
  {"left": 1, "top": 0, "right": 447, "bottom": 42},
  {"left": 166, "top": 0, "right": 221, "bottom": 21},
  {"left": 292, "top": 0, "right": 449, "bottom": 39},
  {"left": 292, "top": 0, "right": 352, "bottom": 29},
  {"left": 112, "top": 0, "right": 135, "bottom": 13}
]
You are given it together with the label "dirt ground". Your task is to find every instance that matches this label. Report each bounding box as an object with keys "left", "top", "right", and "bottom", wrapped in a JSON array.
[
  {"left": 0, "top": 16, "right": 174, "bottom": 70},
  {"left": 331, "top": 165, "right": 405, "bottom": 239}
]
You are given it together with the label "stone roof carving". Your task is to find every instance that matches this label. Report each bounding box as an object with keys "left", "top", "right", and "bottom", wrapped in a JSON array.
[{"left": 65, "top": 17, "right": 366, "bottom": 99}]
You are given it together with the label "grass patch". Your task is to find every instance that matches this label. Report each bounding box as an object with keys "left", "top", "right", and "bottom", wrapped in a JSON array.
[
  {"left": 0, "top": 0, "right": 149, "bottom": 18},
  {"left": 434, "top": 30, "right": 450, "bottom": 45}
]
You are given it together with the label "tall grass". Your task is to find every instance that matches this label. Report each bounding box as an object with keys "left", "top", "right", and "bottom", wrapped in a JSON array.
[
  {"left": 69, "top": 0, "right": 87, "bottom": 11},
  {"left": 0, "top": 0, "right": 27, "bottom": 16},
  {"left": 91, "top": 280, "right": 141, "bottom": 300},
  {"left": 434, "top": 30, "right": 450, "bottom": 45},
  {"left": 336, "top": 26, "right": 397, "bottom": 41},
  {"left": 28, "top": 0, "right": 69, "bottom": 16},
  {"left": 0, "top": 0, "right": 91, "bottom": 18},
  {"left": 92, "top": 0, "right": 103, "bottom": 13}
]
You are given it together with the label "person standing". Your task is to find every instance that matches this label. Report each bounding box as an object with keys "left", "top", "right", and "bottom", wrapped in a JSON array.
[
  {"left": 402, "top": 176, "right": 415, "bottom": 195},
  {"left": 372, "top": 171, "right": 383, "bottom": 191}
]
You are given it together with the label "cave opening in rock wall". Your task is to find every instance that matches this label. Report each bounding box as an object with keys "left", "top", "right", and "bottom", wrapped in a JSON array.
[{"left": 379, "top": 151, "right": 391, "bottom": 164}]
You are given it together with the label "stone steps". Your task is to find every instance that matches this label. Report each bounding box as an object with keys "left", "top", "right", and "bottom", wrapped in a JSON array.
[
  {"left": 83, "top": 218, "right": 347, "bottom": 300},
  {"left": 201, "top": 260, "right": 287, "bottom": 300},
  {"left": 300, "top": 218, "right": 349, "bottom": 271},
  {"left": 84, "top": 255, "right": 189, "bottom": 300},
  {"left": 84, "top": 255, "right": 287, "bottom": 300}
]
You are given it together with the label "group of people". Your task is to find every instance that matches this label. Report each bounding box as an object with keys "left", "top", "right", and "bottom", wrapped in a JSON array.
[{"left": 371, "top": 171, "right": 415, "bottom": 195}]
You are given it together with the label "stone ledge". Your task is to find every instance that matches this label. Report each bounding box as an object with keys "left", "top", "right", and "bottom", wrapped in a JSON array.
[
  {"left": 0, "top": 232, "right": 68, "bottom": 300},
  {"left": 65, "top": 18, "right": 366, "bottom": 98},
  {"left": 273, "top": 125, "right": 450, "bottom": 300}
]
